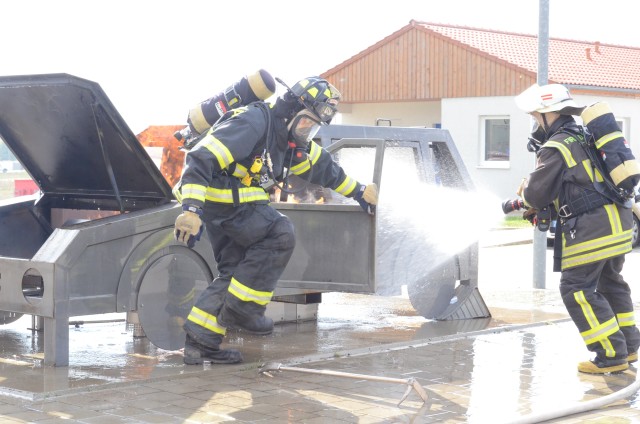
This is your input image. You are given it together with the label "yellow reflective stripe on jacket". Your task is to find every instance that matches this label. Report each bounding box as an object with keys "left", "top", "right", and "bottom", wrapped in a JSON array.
[
  {"left": 228, "top": 277, "right": 273, "bottom": 306},
  {"left": 562, "top": 229, "right": 631, "bottom": 256},
  {"left": 595, "top": 131, "right": 624, "bottom": 149},
  {"left": 335, "top": 175, "right": 358, "bottom": 196},
  {"left": 181, "top": 184, "right": 207, "bottom": 203},
  {"left": 200, "top": 134, "right": 234, "bottom": 169},
  {"left": 562, "top": 204, "right": 631, "bottom": 269},
  {"left": 545, "top": 141, "right": 577, "bottom": 168},
  {"left": 594, "top": 167, "right": 605, "bottom": 182},
  {"left": 582, "top": 159, "right": 595, "bottom": 182},
  {"left": 617, "top": 311, "right": 636, "bottom": 327},
  {"left": 291, "top": 142, "right": 322, "bottom": 175},
  {"left": 187, "top": 306, "right": 226, "bottom": 335},
  {"left": 205, "top": 187, "right": 269, "bottom": 204},
  {"left": 581, "top": 159, "right": 603, "bottom": 183},
  {"left": 562, "top": 237, "right": 632, "bottom": 269},
  {"left": 291, "top": 158, "right": 311, "bottom": 175},
  {"left": 604, "top": 204, "right": 623, "bottom": 233},
  {"left": 233, "top": 163, "right": 249, "bottom": 179}
]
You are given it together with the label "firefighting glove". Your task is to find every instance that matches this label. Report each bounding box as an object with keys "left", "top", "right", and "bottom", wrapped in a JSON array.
[
  {"left": 354, "top": 183, "right": 379, "bottom": 215},
  {"left": 174, "top": 206, "right": 204, "bottom": 248},
  {"left": 522, "top": 208, "right": 538, "bottom": 226}
]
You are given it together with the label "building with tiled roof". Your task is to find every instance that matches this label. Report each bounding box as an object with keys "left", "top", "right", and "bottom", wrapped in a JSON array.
[
  {"left": 321, "top": 20, "right": 640, "bottom": 200},
  {"left": 416, "top": 22, "right": 640, "bottom": 92}
]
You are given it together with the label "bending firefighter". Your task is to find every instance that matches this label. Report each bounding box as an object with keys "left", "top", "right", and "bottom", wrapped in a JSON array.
[
  {"left": 173, "top": 76, "right": 378, "bottom": 364},
  {"left": 514, "top": 83, "right": 640, "bottom": 374}
]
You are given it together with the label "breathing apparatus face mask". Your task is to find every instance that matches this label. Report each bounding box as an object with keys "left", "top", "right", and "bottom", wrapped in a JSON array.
[
  {"left": 312, "top": 97, "right": 339, "bottom": 123},
  {"left": 527, "top": 120, "right": 547, "bottom": 153},
  {"left": 288, "top": 110, "right": 321, "bottom": 150}
]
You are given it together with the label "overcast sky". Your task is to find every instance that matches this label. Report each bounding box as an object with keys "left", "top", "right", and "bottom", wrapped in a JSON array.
[{"left": 1, "top": 0, "right": 635, "bottom": 133}]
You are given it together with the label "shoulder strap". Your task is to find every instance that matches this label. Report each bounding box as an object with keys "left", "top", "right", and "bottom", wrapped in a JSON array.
[
  {"left": 253, "top": 102, "right": 272, "bottom": 147},
  {"left": 252, "top": 102, "right": 277, "bottom": 185},
  {"left": 571, "top": 126, "right": 632, "bottom": 207}
]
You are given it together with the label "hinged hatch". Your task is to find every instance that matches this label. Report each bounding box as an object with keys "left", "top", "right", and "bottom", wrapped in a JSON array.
[{"left": 0, "top": 73, "right": 173, "bottom": 211}]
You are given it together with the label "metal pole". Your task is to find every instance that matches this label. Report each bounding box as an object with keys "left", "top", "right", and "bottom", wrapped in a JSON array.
[
  {"left": 538, "top": 0, "right": 549, "bottom": 85},
  {"left": 533, "top": 0, "right": 550, "bottom": 289}
]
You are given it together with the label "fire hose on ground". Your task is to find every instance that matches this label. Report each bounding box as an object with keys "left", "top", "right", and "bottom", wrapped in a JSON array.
[
  {"left": 260, "top": 360, "right": 640, "bottom": 420},
  {"left": 259, "top": 362, "right": 429, "bottom": 406},
  {"left": 507, "top": 368, "right": 640, "bottom": 424}
]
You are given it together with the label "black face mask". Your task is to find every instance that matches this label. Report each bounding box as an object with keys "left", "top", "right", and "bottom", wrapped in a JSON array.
[
  {"left": 527, "top": 122, "right": 547, "bottom": 153},
  {"left": 531, "top": 123, "right": 547, "bottom": 141}
]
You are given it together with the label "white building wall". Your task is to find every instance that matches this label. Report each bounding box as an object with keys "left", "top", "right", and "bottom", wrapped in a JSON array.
[
  {"left": 442, "top": 96, "right": 533, "bottom": 201},
  {"left": 339, "top": 101, "right": 441, "bottom": 128},
  {"left": 338, "top": 95, "right": 640, "bottom": 202},
  {"left": 442, "top": 94, "right": 640, "bottom": 201}
]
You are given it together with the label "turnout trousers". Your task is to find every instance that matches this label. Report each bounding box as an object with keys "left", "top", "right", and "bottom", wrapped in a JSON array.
[
  {"left": 560, "top": 255, "right": 640, "bottom": 362},
  {"left": 184, "top": 202, "right": 296, "bottom": 348}
]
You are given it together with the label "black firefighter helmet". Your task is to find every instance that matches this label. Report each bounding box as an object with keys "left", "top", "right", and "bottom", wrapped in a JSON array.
[{"left": 290, "top": 76, "right": 341, "bottom": 123}]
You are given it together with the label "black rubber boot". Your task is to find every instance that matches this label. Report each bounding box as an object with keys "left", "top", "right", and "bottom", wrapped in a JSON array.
[
  {"left": 218, "top": 305, "right": 274, "bottom": 335},
  {"left": 183, "top": 334, "right": 243, "bottom": 365}
]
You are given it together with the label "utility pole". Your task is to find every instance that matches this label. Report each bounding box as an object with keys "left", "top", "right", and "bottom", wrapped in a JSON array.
[{"left": 533, "top": 0, "right": 549, "bottom": 289}]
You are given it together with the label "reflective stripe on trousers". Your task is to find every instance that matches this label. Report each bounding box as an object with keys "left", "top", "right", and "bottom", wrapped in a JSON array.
[
  {"left": 560, "top": 256, "right": 636, "bottom": 360},
  {"left": 184, "top": 203, "right": 295, "bottom": 346}
]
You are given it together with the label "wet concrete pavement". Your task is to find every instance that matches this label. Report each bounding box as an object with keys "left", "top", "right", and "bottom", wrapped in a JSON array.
[{"left": 1, "top": 228, "right": 640, "bottom": 422}]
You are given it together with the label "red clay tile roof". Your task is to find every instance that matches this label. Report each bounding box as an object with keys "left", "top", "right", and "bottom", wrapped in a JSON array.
[{"left": 414, "top": 21, "right": 640, "bottom": 91}]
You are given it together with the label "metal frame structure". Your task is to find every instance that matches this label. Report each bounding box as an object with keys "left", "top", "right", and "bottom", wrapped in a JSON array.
[{"left": 0, "top": 74, "right": 489, "bottom": 366}]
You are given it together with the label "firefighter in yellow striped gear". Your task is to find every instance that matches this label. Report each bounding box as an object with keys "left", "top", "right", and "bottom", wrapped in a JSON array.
[
  {"left": 515, "top": 83, "right": 640, "bottom": 374},
  {"left": 173, "top": 76, "right": 378, "bottom": 365}
]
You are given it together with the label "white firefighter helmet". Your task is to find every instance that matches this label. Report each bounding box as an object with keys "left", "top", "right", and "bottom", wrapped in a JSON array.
[{"left": 515, "top": 83, "right": 585, "bottom": 115}]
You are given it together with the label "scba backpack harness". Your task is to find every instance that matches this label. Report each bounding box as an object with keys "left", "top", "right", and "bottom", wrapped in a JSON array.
[
  {"left": 557, "top": 102, "right": 640, "bottom": 220},
  {"left": 581, "top": 102, "right": 640, "bottom": 204}
]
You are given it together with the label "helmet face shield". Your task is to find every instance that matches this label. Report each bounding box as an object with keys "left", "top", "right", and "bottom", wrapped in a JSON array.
[
  {"left": 314, "top": 97, "right": 339, "bottom": 122},
  {"left": 291, "top": 77, "right": 341, "bottom": 122},
  {"left": 288, "top": 110, "right": 321, "bottom": 149}
]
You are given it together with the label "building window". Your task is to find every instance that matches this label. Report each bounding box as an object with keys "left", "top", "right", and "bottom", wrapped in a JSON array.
[
  {"left": 480, "top": 117, "right": 510, "bottom": 168},
  {"left": 616, "top": 118, "right": 629, "bottom": 145}
]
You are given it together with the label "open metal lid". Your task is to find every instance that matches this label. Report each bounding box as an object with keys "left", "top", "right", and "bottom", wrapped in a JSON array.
[{"left": 0, "top": 73, "right": 174, "bottom": 211}]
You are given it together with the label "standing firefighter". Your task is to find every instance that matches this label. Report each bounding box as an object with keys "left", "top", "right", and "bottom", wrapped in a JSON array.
[
  {"left": 173, "top": 76, "right": 378, "bottom": 364},
  {"left": 514, "top": 83, "right": 640, "bottom": 374}
]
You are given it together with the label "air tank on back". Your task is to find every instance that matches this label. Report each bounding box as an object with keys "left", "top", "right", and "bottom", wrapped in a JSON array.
[{"left": 174, "top": 69, "right": 276, "bottom": 148}]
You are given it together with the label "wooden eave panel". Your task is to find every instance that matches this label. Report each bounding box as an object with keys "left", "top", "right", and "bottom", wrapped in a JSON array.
[{"left": 322, "top": 27, "right": 537, "bottom": 103}]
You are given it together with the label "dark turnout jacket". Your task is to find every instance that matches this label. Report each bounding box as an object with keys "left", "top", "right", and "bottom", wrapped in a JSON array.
[
  {"left": 177, "top": 103, "right": 361, "bottom": 209},
  {"left": 522, "top": 116, "right": 632, "bottom": 270}
]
